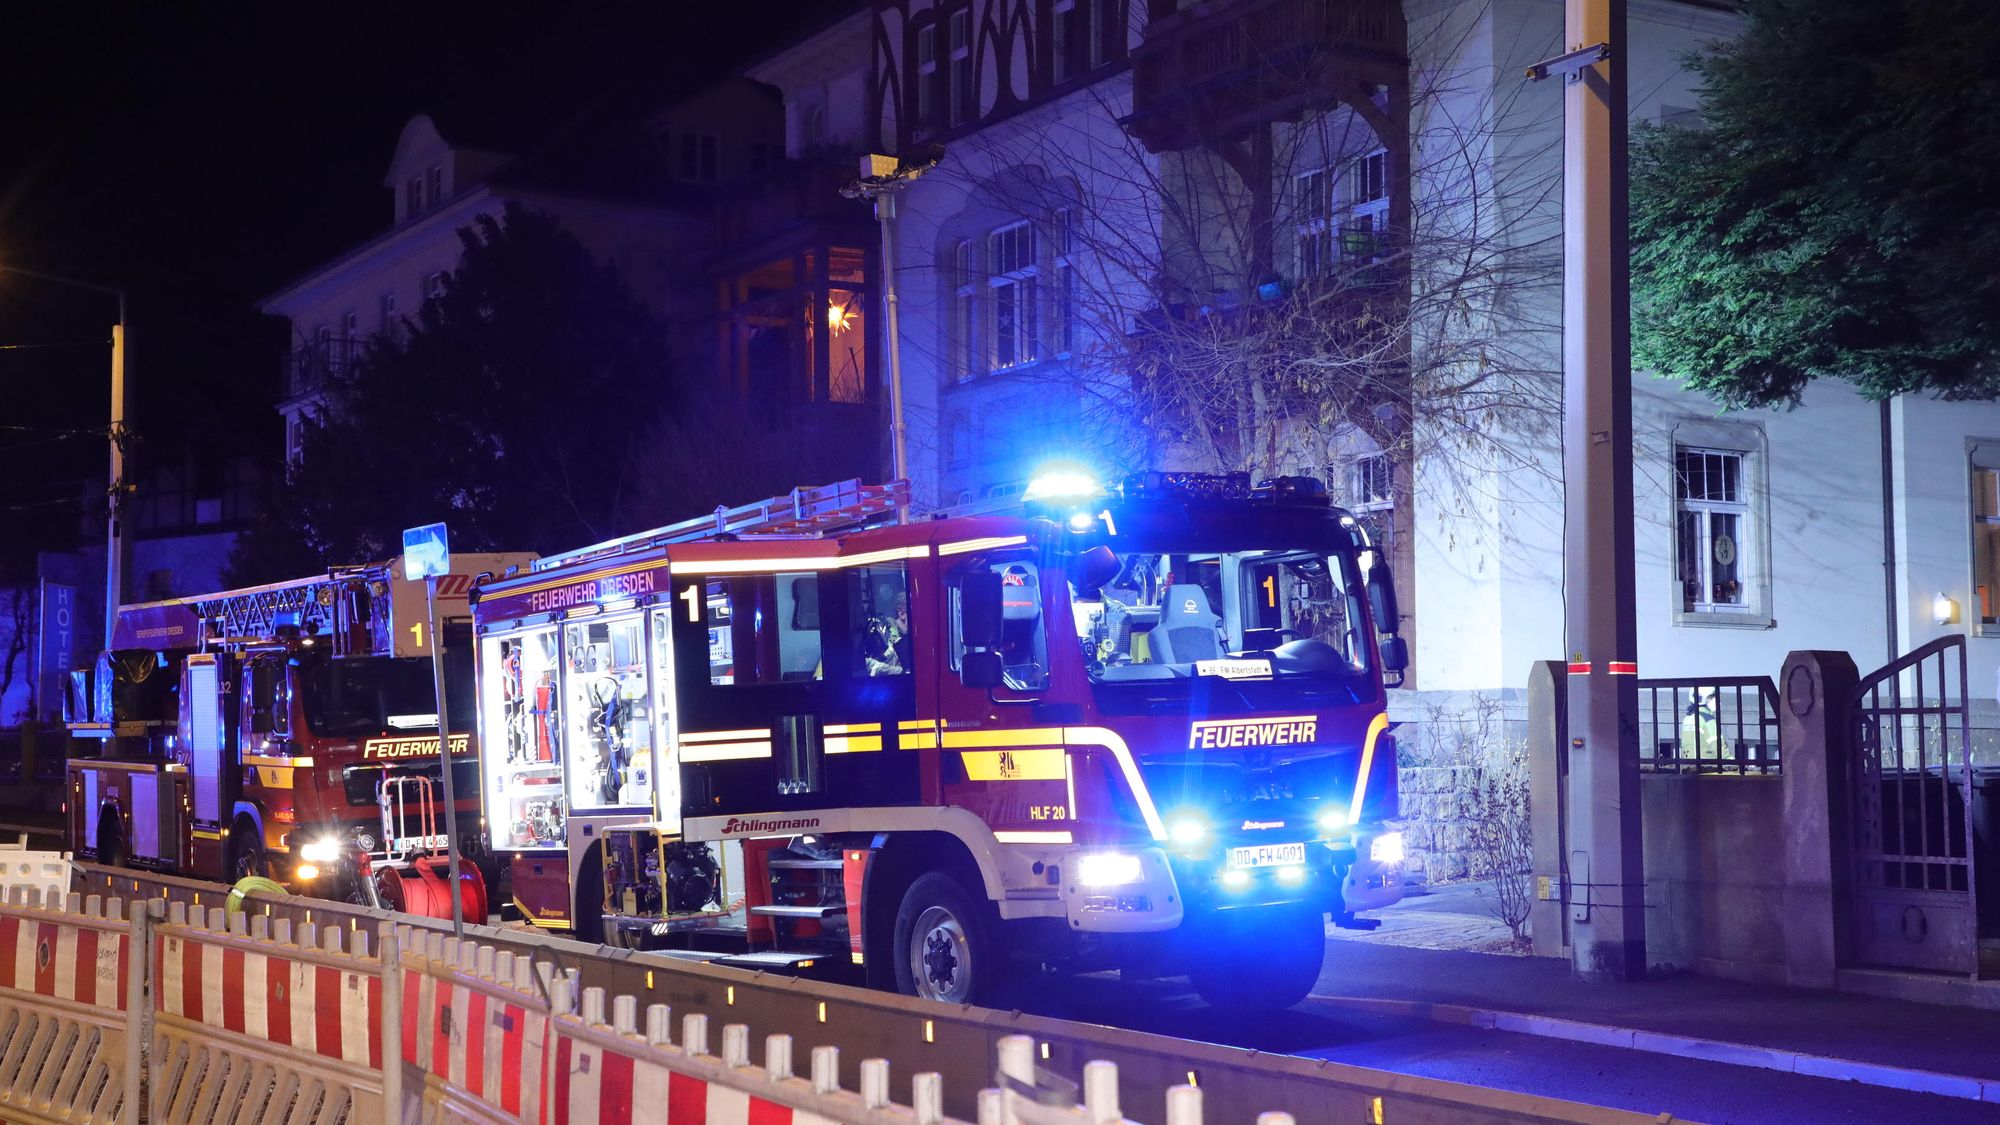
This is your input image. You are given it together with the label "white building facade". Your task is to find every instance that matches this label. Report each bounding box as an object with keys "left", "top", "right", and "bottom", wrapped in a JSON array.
[{"left": 754, "top": 0, "right": 2000, "bottom": 701}]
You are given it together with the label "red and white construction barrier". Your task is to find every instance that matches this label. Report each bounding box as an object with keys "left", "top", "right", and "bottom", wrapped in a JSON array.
[{"left": 0, "top": 888, "right": 129, "bottom": 1011}]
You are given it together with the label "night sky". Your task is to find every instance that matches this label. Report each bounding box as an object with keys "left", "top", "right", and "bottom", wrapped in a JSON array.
[{"left": 0, "top": 2, "right": 833, "bottom": 573}]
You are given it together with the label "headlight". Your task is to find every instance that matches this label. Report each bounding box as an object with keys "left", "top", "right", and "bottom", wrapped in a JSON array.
[
  {"left": 295, "top": 863, "right": 322, "bottom": 881},
  {"left": 1370, "top": 831, "right": 1405, "bottom": 865},
  {"left": 1316, "top": 807, "right": 1349, "bottom": 835},
  {"left": 1167, "top": 815, "right": 1208, "bottom": 847},
  {"left": 299, "top": 838, "right": 344, "bottom": 863},
  {"left": 1077, "top": 852, "right": 1145, "bottom": 887}
]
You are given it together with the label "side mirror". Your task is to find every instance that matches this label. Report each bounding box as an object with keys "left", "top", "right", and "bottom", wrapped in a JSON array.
[
  {"left": 961, "top": 649, "right": 1004, "bottom": 689},
  {"left": 1378, "top": 635, "right": 1409, "bottom": 673},
  {"left": 961, "top": 571, "right": 1004, "bottom": 649},
  {"left": 1366, "top": 556, "right": 1400, "bottom": 633}
]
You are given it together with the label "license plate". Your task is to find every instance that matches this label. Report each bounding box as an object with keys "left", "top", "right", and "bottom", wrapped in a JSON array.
[
  {"left": 393, "top": 834, "right": 449, "bottom": 852},
  {"left": 1228, "top": 842, "right": 1307, "bottom": 868}
]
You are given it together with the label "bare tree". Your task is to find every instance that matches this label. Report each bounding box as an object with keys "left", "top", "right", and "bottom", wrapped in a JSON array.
[
  {"left": 0, "top": 587, "right": 34, "bottom": 728},
  {"left": 905, "top": 2, "right": 1568, "bottom": 656}
]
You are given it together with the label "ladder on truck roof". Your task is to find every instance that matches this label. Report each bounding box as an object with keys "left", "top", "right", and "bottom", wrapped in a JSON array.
[
  {"left": 532, "top": 479, "right": 909, "bottom": 572},
  {"left": 182, "top": 563, "right": 391, "bottom": 652}
]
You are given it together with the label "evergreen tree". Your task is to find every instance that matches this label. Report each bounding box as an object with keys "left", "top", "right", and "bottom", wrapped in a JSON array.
[{"left": 1631, "top": 0, "right": 2000, "bottom": 408}]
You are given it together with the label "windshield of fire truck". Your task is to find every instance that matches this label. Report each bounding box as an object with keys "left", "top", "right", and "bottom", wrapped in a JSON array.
[
  {"left": 1070, "top": 547, "right": 1372, "bottom": 706},
  {"left": 296, "top": 649, "right": 474, "bottom": 737}
]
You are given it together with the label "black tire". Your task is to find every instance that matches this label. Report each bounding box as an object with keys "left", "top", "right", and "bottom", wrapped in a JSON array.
[
  {"left": 892, "top": 872, "right": 1004, "bottom": 1006},
  {"left": 228, "top": 817, "right": 269, "bottom": 882},
  {"left": 571, "top": 846, "right": 606, "bottom": 945},
  {"left": 1188, "top": 903, "right": 1326, "bottom": 1014}
]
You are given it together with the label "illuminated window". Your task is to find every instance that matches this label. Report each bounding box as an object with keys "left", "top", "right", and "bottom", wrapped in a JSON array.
[
  {"left": 1675, "top": 447, "right": 1753, "bottom": 613},
  {"left": 702, "top": 574, "right": 824, "bottom": 686},
  {"left": 988, "top": 221, "right": 1039, "bottom": 370}
]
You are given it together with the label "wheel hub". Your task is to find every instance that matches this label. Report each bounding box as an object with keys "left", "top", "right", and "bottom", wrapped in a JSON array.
[{"left": 910, "top": 906, "right": 970, "bottom": 1001}]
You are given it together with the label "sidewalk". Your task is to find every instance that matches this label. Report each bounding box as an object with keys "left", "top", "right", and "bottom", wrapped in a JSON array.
[{"left": 1318, "top": 881, "right": 2000, "bottom": 1102}]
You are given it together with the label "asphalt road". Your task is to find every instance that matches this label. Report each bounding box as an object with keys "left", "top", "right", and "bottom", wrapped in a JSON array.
[{"left": 1012, "top": 967, "right": 1999, "bottom": 1125}]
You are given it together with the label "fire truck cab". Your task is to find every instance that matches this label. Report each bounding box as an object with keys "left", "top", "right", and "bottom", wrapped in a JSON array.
[
  {"left": 66, "top": 555, "right": 531, "bottom": 917},
  {"left": 472, "top": 475, "right": 1405, "bottom": 1010}
]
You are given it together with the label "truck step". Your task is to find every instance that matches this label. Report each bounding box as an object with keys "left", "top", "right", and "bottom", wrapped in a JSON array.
[
  {"left": 768, "top": 858, "right": 844, "bottom": 871},
  {"left": 749, "top": 904, "right": 843, "bottom": 919},
  {"left": 712, "top": 951, "right": 833, "bottom": 971}
]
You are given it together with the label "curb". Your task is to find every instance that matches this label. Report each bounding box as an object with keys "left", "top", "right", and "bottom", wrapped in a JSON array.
[{"left": 1308, "top": 994, "right": 2000, "bottom": 1105}]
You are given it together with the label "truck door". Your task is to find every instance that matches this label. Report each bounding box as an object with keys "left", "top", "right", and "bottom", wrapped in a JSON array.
[{"left": 182, "top": 653, "right": 241, "bottom": 875}]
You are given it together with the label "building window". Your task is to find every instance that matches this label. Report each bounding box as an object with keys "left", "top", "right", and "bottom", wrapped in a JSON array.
[
  {"left": 1087, "top": 0, "right": 1113, "bottom": 68},
  {"left": 1973, "top": 457, "right": 2000, "bottom": 631},
  {"left": 1343, "top": 453, "right": 1394, "bottom": 562},
  {"left": 948, "top": 9, "right": 973, "bottom": 126},
  {"left": 951, "top": 239, "right": 978, "bottom": 380},
  {"left": 1052, "top": 208, "right": 1076, "bottom": 356},
  {"left": 804, "top": 104, "right": 827, "bottom": 149},
  {"left": 1295, "top": 167, "right": 1334, "bottom": 278},
  {"left": 427, "top": 165, "right": 444, "bottom": 207},
  {"left": 1052, "top": 0, "right": 1074, "bottom": 85},
  {"left": 426, "top": 271, "right": 449, "bottom": 301},
  {"left": 378, "top": 292, "right": 397, "bottom": 332},
  {"left": 1675, "top": 446, "right": 1753, "bottom": 614},
  {"left": 1341, "top": 149, "right": 1389, "bottom": 262},
  {"left": 678, "top": 132, "right": 719, "bottom": 181},
  {"left": 405, "top": 175, "right": 423, "bottom": 217},
  {"left": 988, "top": 221, "right": 1039, "bottom": 370},
  {"left": 916, "top": 24, "right": 938, "bottom": 131}
]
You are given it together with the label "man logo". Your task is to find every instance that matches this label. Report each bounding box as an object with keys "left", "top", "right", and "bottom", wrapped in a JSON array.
[{"left": 998, "top": 750, "right": 1019, "bottom": 778}]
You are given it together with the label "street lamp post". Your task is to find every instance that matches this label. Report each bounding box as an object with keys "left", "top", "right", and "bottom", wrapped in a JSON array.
[
  {"left": 845, "top": 148, "right": 944, "bottom": 517},
  {"left": 0, "top": 267, "right": 129, "bottom": 649}
]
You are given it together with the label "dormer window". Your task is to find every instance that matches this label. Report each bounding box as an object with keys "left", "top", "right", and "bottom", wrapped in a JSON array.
[
  {"left": 677, "top": 132, "right": 718, "bottom": 181},
  {"left": 406, "top": 176, "right": 423, "bottom": 217},
  {"left": 427, "top": 166, "right": 443, "bottom": 207}
]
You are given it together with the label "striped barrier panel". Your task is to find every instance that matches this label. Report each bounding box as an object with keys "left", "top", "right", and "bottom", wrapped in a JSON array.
[
  {"left": 0, "top": 887, "right": 134, "bottom": 1125},
  {"left": 400, "top": 928, "right": 554, "bottom": 1124},
  {"left": 148, "top": 901, "right": 389, "bottom": 1124}
]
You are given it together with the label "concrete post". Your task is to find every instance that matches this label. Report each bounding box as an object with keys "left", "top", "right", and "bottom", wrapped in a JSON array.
[
  {"left": 1778, "top": 650, "right": 1860, "bottom": 988},
  {"left": 123, "top": 898, "right": 157, "bottom": 1125},
  {"left": 1526, "top": 661, "right": 1570, "bottom": 957},
  {"left": 379, "top": 919, "right": 403, "bottom": 1123}
]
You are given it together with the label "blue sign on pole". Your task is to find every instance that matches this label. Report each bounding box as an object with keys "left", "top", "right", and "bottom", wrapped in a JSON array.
[{"left": 402, "top": 522, "right": 451, "bottom": 580}]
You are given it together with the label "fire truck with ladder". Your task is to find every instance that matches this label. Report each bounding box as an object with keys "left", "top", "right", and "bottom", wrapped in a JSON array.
[
  {"left": 470, "top": 474, "right": 1406, "bottom": 1011},
  {"left": 66, "top": 554, "right": 531, "bottom": 919}
]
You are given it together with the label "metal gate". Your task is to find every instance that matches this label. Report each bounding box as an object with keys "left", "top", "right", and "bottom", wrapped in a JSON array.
[{"left": 1851, "top": 636, "right": 1980, "bottom": 975}]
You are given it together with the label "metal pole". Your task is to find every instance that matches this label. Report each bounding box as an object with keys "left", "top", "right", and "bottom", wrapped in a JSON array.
[
  {"left": 105, "top": 302, "right": 126, "bottom": 649},
  {"left": 1557, "top": 0, "right": 1643, "bottom": 982},
  {"left": 425, "top": 575, "right": 467, "bottom": 936},
  {"left": 876, "top": 193, "right": 912, "bottom": 521}
]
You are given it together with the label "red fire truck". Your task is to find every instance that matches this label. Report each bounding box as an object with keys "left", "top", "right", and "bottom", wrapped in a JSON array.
[
  {"left": 66, "top": 555, "right": 531, "bottom": 918},
  {"left": 470, "top": 475, "right": 1405, "bottom": 1010}
]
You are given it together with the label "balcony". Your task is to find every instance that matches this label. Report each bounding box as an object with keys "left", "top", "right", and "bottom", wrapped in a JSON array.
[
  {"left": 283, "top": 338, "right": 364, "bottom": 402},
  {"left": 1127, "top": 0, "right": 1407, "bottom": 153}
]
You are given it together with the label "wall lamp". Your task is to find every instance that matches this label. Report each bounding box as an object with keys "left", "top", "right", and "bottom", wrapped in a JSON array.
[{"left": 1933, "top": 593, "right": 1960, "bottom": 626}]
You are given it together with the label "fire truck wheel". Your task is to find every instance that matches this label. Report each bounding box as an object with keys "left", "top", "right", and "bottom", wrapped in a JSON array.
[
  {"left": 228, "top": 818, "right": 269, "bottom": 881},
  {"left": 1188, "top": 904, "right": 1326, "bottom": 1014},
  {"left": 893, "top": 872, "right": 1002, "bottom": 1007}
]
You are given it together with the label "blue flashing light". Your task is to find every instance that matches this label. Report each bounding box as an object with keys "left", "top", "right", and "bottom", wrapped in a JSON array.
[
  {"left": 1316, "top": 807, "right": 1349, "bottom": 835},
  {"left": 1065, "top": 511, "right": 1097, "bottom": 533},
  {"left": 1023, "top": 466, "right": 1102, "bottom": 503},
  {"left": 1167, "top": 814, "right": 1208, "bottom": 847}
]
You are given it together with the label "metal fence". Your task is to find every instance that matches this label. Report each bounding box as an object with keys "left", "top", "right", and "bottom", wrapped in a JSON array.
[{"left": 1636, "top": 676, "right": 1781, "bottom": 775}]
